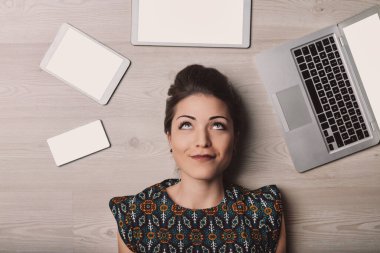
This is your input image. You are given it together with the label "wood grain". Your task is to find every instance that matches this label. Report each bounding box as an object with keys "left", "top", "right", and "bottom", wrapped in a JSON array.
[{"left": 1, "top": 0, "right": 380, "bottom": 252}]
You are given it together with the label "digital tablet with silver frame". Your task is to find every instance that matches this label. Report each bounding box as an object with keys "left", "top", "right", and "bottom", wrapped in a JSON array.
[
  {"left": 40, "top": 23, "right": 131, "bottom": 105},
  {"left": 131, "top": 0, "right": 252, "bottom": 48}
]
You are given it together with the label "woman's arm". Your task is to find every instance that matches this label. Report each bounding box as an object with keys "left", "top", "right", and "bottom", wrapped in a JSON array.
[
  {"left": 275, "top": 213, "right": 286, "bottom": 253},
  {"left": 117, "top": 232, "right": 134, "bottom": 253}
]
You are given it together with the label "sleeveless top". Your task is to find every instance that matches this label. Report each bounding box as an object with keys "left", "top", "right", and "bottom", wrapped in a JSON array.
[{"left": 109, "top": 178, "right": 283, "bottom": 253}]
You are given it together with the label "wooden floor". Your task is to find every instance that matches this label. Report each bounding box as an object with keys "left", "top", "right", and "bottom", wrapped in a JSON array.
[{"left": 1, "top": 0, "right": 380, "bottom": 252}]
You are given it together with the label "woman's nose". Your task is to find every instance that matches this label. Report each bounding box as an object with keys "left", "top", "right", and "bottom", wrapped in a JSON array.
[{"left": 195, "top": 128, "right": 211, "bottom": 148}]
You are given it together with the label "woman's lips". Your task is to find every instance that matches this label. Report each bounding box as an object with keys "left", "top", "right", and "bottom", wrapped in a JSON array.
[{"left": 191, "top": 155, "right": 216, "bottom": 161}]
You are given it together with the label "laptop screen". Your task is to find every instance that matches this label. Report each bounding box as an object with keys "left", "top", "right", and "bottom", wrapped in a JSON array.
[{"left": 343, "top": 13, "right": 380, "bottom": 122}]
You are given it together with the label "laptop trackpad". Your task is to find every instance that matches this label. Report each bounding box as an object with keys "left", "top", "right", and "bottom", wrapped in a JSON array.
[{"left": 276, "top": 85, "right": 312, "bottom": 131}]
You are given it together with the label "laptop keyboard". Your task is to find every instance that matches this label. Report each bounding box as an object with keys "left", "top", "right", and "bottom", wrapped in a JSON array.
[{"left": 292, "top": 34, "right": 369, "bottom": 151}]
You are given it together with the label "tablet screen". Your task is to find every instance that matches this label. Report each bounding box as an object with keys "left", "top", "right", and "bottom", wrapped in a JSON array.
[
  {"left": 44, "top": 25, "right": 124, "bottom": 101},
  {"left": 136, "top": 0, "right": 247, "bottom": 46}
]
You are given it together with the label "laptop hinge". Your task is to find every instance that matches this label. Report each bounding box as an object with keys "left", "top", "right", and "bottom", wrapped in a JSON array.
[
  {"left": 370, "top": 121, "right": 376, "bottom": 132},
  {"left": 338, "top": 36, "right": 344, "bottom": 47}
]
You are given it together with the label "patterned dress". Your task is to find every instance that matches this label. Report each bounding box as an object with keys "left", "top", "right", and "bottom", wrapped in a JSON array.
[{"left": 109, "top": 178, "right": 283, "bottom": 253}]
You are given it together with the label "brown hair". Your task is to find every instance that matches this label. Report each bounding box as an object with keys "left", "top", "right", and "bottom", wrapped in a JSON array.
[{"left": 164, "top": 64, "right": 242, "bottom": 140}]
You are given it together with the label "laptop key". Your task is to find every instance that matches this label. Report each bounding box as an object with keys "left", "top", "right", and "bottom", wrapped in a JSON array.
[
  {"left": 316, "top": 41, "right": 324, "bottom": 51},
  {"left": 309, "top": 44, "right": 318, "bottom": 56},
  {"left": 344, "top": 139, "right": 352, "bottom": 145},
  {"left": 318, "top": 114, "right": 327, "bottom": 122},
  {"left": 302, "top": 70, "right": 310, "bottom": 79},
  {"left": 326, "top": 136, "right": 334, "bottom": 143},
  {"left": 356, "top": 129, "right": 364, "bottom": 140},
  {"left": 305, "top": 79, "right": 323, "bottom": 114},
  {"left": 300, "top": 63, "right": 307, "bottom": 70},
  {"left": 323, "top": 38, "right": 330, "bottom": 46},
  {"left": 297, "top": 56, "right": 305, "bottom": 64},
  {"left": 333, "top": 132, "right": 344, "bottom": 147},
  {"left": 302, "top": 46, "right": 310, "bottom": 55},
  {"left": 294, "top": 49, "right": 302, "bottom": 57}
]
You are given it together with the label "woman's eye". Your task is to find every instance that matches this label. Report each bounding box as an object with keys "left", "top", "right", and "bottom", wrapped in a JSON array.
[
  {"left": 212, "top": 122, "right": 226, "bottom": 130},
  {"left": 179, "top": 122, "right": 192, "bottom": 129}
]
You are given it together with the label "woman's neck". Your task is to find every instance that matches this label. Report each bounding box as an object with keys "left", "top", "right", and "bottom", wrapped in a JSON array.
[{"left": 166, "top": 173, "right": 225, "bottom": 209}]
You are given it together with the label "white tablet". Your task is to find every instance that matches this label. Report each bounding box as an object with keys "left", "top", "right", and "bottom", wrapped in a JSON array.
[
  {"left": 40, "top": 23, "right": 131, "bottom": 105},
  {"left": 131, "top": 0, "right": 252, "bottom": 48}
]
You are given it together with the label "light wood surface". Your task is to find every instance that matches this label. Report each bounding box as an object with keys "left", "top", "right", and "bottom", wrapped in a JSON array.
[{"left": 1, "top": 1, "right": 380, "bottom": 252}]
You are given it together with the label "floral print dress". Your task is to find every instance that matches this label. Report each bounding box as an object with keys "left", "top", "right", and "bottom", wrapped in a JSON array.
[{"left": 109, "top": 178, "right": 283, "bottom": 253}]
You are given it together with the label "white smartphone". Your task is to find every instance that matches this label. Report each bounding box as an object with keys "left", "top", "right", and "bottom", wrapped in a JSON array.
[{"left": 47, "top": 120, "right": 110, "bottom": 166}]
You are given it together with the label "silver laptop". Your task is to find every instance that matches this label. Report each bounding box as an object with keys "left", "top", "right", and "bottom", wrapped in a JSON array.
[{"left": 256, "top": 6, "right": 380, "bottom": 172}]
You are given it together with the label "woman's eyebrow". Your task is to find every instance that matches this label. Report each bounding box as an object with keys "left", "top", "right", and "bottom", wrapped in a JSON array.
[
  {"left": 176, "top": 115, "right": 195, "bottom": 120},
  {"left": 209, "top": 116, "right": 229, "bottom": 121},
  {"left": 176, "top": 115, "right": 229, "bottom": 121}
]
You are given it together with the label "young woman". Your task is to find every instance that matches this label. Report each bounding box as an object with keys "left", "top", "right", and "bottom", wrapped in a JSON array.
[{"left": 109, "top": 64, "right": 286, "bottom": 253}]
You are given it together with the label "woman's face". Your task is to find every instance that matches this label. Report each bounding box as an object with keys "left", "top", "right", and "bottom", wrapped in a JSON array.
[{"left": 167, "top": 93, "right": 235, "bottom": 180}]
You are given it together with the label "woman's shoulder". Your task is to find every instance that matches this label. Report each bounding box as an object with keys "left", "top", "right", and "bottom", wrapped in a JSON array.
[
  {"left": 230, "top": 183, "right": 282, "bottom": 198},
  {"left": 109, "top": 179, "right": 172, "bottom": 210},
  {"left": 229, "top": 183, "right": 283, "bottom": 211}
]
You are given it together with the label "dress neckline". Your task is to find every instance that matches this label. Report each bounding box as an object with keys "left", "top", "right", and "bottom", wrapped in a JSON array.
[{"left": 160, "top": 178, "right": 228, "bottom": 212}]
